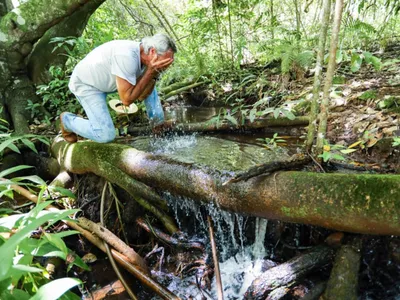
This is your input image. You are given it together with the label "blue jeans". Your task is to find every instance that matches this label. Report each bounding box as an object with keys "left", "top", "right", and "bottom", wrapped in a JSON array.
[{"left": 62, "top": 89, "right": 164, "bottom": 143}]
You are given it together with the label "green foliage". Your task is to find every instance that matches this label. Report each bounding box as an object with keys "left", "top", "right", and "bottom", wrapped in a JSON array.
[
  {"left": 392, "top": 137, "right": 400, "bottom": 147},
  {"left": 358, "top": 90, "right": 377, "bottom": 101},
  {"left": 0, "top": 169, "right": 86, "bottom": 299},
  {"left": 335, "top": 49, "right": 382, "bottom": 72},
  {"left": 0, "top": 134, "right": 49, "bottom": 159},
  {"left": 35, "top": 66, "right": 82, "bottom": 118},
  {"left": 257, "top": 133, "right": 286, "bottom": 148}
]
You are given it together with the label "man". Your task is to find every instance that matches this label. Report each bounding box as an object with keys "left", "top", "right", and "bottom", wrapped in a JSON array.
[{"left": 60, "top": 33, "right": 176, "bottom": 143}]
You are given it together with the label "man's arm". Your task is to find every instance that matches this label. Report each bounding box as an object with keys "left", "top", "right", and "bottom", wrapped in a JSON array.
[
  {"left": 116, "top": 56, "right": 173, "bottom": 106},
  {"left": 116, "top": 69, "right": 155, "bottom": 106}
]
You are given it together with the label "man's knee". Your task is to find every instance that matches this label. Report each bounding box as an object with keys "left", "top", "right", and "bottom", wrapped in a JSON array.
[{"left": 93, "top": 127, "right": 116, "bottom": 143}]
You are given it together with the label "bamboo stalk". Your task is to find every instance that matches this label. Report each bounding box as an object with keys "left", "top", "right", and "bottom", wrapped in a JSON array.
[
  {"left": 8, "top": 181, "right": 180, "bottom": 300},
  {"left": 207, "top": 216, "right": 223, "bottom": 300}
]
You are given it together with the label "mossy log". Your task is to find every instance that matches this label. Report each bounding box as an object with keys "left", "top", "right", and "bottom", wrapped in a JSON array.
[
  {"left": 321, "top": 237, "right": 362, "bottom": 300},
  {"left": 244, "top": 245, "right": 334, "bottom": 300},
  {"left": 52, "top": 139, "right": 400, "bottom": 235},
  {"left": 128, "top": 117, "right": 309, "bottom": 136}
]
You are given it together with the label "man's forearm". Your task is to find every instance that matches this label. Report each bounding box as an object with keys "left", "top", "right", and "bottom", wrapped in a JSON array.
[
  {"left": 138, "top": 78, "right": 156, "bottom": 100},
  {"left": 122, "top": 69, "right": 156, "bottom": 105}
]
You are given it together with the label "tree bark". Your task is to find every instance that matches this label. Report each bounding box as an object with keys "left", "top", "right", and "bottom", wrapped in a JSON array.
[
  {"left": 321, "top": 237, "right": 361, "bottom": 300},
  {"left": 244, "top": 245, "right": 334, "bottom": 300},
  {"left": 27, "top": 0, "right": 106, "bottom": 84},
  {"left": 0, "top": 0, "right": 102, "bottom": 131},
  {"left": 52, "top": 139, "right": 400, "bottom": 235}
]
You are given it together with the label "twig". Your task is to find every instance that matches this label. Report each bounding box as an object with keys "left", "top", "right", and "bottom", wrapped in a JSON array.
[
  {"left": 100, "top": 182, "right": 138, "bottom": 300},
  {"left": 207, "top": 216, "right": 223, "bottom": 300},
  {"left": 306, "top": 151, "right": 325, "bottom": 173}
]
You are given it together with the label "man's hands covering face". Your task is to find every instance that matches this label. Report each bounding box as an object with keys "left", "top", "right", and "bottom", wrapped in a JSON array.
[{"left": 148, "top": 50, "right": 174, "bottom": 76}]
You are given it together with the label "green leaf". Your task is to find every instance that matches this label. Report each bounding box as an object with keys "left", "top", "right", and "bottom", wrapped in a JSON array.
[
  {"left": 281, "top": 109, "right": 296, "bottom": 120},
  {"left": 224, "top": 115, "right": 238, "bottom": 126},
  {"left": 273, "top": 108, "right": 280, "bottom": 119},
  {"left": 0, "top": 210, "right": 74, "bottom": 280},
  {"left": 0, "top": 165, "right": 33, "bottom": 178},
  {"left": 370, "top": 56, "right": 382, "bottom": 71},
  {"left": 11, "top": 175, "right": 46, "bottom": 186},
  {"left": 350, "top": 54, "right": 363, "bottom": 72},
  {"left": 12, "top": 264, "right": 43, "bottom": 273},
  {"left": 44, "top": 232, "right": 68, "bottom": 255},
  {"left": 336, "top": 50, "right": 343, "bottom": 64},
  {"left": 340, "top": 148, "right": 357, "bottom": 154},
  {"left": 48, "top": 186, "right": 76, "bottom": 199},
  {"left": 30, "top": 278, "right": 81, "bottom": 300},
  {"left": 249, "top": 109, "right": 256, "bottom": 123},
  {"left": 6, "top": 143, "right": 20, "bottom": 154},
  {"left": 332, "top": 154, "right": 346, "bottom": 161},
  {"left": 0, "top": 289, "right": 30, "bottom": 300},
  {"left": 20, "top": 139, "right": 37, "bottom": 154}
]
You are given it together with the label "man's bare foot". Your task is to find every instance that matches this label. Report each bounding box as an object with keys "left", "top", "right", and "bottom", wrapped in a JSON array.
[{"left": 60, "top": 113, "right": 78, "bottom": 143}]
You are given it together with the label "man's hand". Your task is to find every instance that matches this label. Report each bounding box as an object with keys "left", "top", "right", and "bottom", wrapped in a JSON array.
[{"left": 147, "top": 54, "right": 174, "bottom": 77}]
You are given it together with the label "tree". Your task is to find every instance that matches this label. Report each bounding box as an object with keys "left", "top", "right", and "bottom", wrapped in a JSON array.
[{"left": 0, "top": 0, "right": 105, "bottom": 134}]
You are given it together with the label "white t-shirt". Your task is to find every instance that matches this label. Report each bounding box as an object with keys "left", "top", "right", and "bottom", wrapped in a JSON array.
[{"left": 69, "top": 40, "right": 144, "bottom": 97}]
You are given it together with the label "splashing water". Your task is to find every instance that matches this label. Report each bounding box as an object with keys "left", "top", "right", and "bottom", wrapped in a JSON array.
[{"left": 159, "top": 194, "right": 269, "bottom": 299}]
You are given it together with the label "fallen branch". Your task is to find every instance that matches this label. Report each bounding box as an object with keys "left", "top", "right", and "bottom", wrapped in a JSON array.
[
  {"left": 207, "top": 216, "right": 223, "bottom": 300},
  {"left": 160, "top": 80, "right": 196, "bottom": 94},
  {"left": 245, "top": 245, "right": 334, "bottom": 300},
  {"left": 136, "top": 217, "right": 205, "bottom": 252},
  {"left": 163, "top": 82, "right": 207, "bottom": 100},
  {"left": 128, "top": 117, "right": 309, "bottom": 136},
  {"left": 100, "top": 182, "right": 138, "bottom": 300},
  {"left": 77, "top": 216, "right": 149, "bottom": 274},
  {"left": 321, "top": 237, "right": 362, "bottom": 300}
]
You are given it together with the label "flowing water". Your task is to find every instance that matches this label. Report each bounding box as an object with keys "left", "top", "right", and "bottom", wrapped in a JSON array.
[
  {"left": 132, "top": 133, "right": 289, "bottom": 299},
  {"left": 131, "top": 133, "right": 400, "bottom": 299}
]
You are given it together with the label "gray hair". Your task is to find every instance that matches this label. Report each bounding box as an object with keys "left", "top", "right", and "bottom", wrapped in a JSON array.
[{"left": 141, "top": 33, "right": 177, "bottom": 55}]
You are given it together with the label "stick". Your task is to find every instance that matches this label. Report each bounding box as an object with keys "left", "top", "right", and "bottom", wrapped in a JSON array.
[
  {"left": 100, "top": 182, "right": 138, "bottom": 300},
  {"left": 207, "top": 216, "right": 223, "bottom": 300}
]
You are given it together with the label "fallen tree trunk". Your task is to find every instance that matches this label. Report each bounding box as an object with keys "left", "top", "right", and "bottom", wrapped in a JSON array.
[
  {"left": 244, "top": 245, "right": 334, "bottom": 300},
  {"left": 321, "top": 237, "right": 362, "bottom": 300},
  {"left": 128, "top": 117, "right": 309, "bottom": 136},
  {"left": 52, "top": 140, "right": 400, "bottom": 235}
]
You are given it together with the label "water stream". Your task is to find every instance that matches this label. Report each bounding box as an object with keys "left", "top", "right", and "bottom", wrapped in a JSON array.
[
  {"left": 133, "top": 133, "right": 285, "bottom": 299},
  {"left": 132, "top": 133, "right": 400, "bottom": 299}
]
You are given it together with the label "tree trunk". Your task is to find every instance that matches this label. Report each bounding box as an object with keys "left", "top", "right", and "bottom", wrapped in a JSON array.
[
  {"left": 315, "top": 0, "right": 344, "bottom": 153},
  {"left": 306, "top": 0, "right": 331, "bottom": 151},
  {"left": 27, "top": 0, "right": 105, "bottom": 84},
  {"left": 52, "top": 139, "right": 400, "bottom": 235},
  {"left": 0, "top": 0, "right": 104, "bottom": 132}
]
